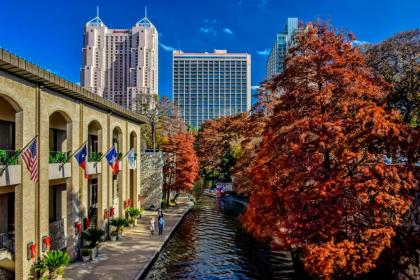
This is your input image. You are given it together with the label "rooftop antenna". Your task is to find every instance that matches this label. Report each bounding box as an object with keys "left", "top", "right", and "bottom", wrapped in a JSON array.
[
  {"left": 145, "top": 6, "right": 148, "bottom": 18},
  {"left": 96, "top": 5, "right": 99, "bottom": 19}
]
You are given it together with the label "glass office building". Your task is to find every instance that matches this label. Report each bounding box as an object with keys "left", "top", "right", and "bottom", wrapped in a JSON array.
[
  {"left": 266, "top": 18, "right": 299, "bottom": 79},
  {"left": 173, "top": 50, "right": 251, "bottom": 128}
]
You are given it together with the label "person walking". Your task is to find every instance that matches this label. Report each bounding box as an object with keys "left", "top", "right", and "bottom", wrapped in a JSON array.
[
  {"left": 158, "top": 216, "right": 165, "bottom": 235},
  {"left": 149, "top": 217, "right": 155, "bottom": 235}
]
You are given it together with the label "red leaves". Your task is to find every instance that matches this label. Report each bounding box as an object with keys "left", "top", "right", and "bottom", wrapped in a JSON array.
[
  {"left": 162, "top": 133, "right": 199, "bottom": 192},
  {"left": 240, "top": 21, "right": 417, "bottom": 279}
]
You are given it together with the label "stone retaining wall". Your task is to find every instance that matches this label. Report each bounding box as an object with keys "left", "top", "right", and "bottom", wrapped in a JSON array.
[{"left": 140, "top": 152, "right": 164, "bottom": 210}]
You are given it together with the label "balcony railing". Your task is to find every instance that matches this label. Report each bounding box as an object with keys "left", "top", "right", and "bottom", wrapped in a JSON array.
[{"left": 0, "top": 233, "right": 14, "bottom": 254}]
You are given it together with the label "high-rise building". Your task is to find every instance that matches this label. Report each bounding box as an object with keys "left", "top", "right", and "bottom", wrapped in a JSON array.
[
  {"left": 266, "top": 17, "right": 299, "bottom": 79},
  {"left": 81, "top": 8, "right": 158, "bottom": 114},
  {"left": 173, "top": 50, "right": 251, "bottom": 128}
]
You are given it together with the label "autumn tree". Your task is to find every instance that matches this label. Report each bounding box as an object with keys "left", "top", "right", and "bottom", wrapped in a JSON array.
[
  {"left": 161, "top": 132, "right": 199, "bottom": 204},
  {"left": 195, "top": 113, "right": 250, "bottom": 187},
  {"left": 364, "top": 29, "right": 420, "bottom": 278},
  {"left": 242, "top": 22, "right": 418, "bottom": 279},
  {"left": 141, "top": 97, "right": 187, "bottom": 150},
  {"left": 364, "top": 29, "right": 419, "bottom": 127}
]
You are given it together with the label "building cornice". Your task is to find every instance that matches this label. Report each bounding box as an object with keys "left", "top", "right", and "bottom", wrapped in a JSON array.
[{"left": 0, "top": 48, "right": 148, "bottom": 125}]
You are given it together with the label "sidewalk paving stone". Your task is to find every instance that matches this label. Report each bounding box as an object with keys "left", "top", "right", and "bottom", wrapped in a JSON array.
[{"left": 65, "top": 201, "right": 192, "bottom": 280}]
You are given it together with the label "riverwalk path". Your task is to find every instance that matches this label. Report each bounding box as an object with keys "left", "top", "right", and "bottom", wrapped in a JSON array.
[{"left": 65, "top": 200, "right": 193, "bottom": 280}]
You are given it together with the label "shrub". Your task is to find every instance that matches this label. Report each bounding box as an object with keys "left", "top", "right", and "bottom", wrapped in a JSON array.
[
  {"left": 33, "top": 250, "right": 70, "bottom": 279},
  {"left": 127, "top": 208, "right": 142, "bottom": 224},
  {"left": 82, "top": 228, "right": 105, "bottom": 248},
  {"left": 88, "top": 152, "right": 103, "bottom": 162},
  {"left": 0, "top": 149, "right": 20, "bottom": 165}
]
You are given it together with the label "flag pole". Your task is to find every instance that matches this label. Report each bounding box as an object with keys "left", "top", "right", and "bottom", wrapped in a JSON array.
[
  {"left": 93, "top": 152, "right": 106, "bottom": 168},
  {"left": 59, "top": 140, "right": 87, "bottom": 170},
  {"left": 0, "top": 135, "right": 38, "bottom": 176},
  {"left": 120, "top": 149, "right": 131, "bottom": 161}
]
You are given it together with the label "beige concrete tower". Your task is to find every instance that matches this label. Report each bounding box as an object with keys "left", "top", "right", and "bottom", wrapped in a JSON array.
[{"left": 81, "top": 7, "right": 158, "bottom": 114}]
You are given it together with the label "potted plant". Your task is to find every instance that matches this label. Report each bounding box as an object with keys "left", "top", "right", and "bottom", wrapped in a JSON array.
[
  {"left": 110, "top": 217, "right": 127, "bottom": 240},
  {"left": 109, "top": 230, "right": 118, "bottom": 241},
  {"left": 82, "top": 228, "right": 105, "bottom": 260},
  {"left": 127, "top": 207, "right": 141, "bottom": 227},
  {"left": 33, "top": 250, "right": 70, "bottom": 280},
  {"left": 88, "top": 152, "right": 103, "bottom": 162},
  {"left": 81, "top": 248, "right": 91, "bottom": 262}
]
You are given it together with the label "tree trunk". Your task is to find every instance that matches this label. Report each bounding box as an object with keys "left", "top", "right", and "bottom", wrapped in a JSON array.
[{"left": 166, "top": 189, "right": 170, "bottom": 205}]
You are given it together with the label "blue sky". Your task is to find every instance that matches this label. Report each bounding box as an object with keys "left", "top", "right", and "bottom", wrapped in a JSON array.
[{"left": 0, "top": 0, "right": 419, "bottom": 100}]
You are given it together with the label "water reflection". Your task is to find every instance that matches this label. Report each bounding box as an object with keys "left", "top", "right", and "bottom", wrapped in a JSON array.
[{"left": 144, "top": 195, "right": 291, "bottom": 280}]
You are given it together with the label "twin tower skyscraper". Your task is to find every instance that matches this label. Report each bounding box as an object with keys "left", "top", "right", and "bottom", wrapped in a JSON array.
[
  {"left": 80, "top": 8, "right": 252, "bottom": 129},
  {"left": 80, "top": 8, "right": 158, "bottom": 114}
]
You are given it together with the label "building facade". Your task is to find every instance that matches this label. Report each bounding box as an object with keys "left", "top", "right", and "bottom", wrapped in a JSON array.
[
  {"left": 266, "top": 17, "right": 299, "bottom": 79},
  {"left": 173, "top": 50, "right": 251, "bottom": 128},
  {"left": 0, "top": 48, "right": 147, "bottom": 279},
  {"left": 80, "top": 11, "right": 158, "bottom": 114}
]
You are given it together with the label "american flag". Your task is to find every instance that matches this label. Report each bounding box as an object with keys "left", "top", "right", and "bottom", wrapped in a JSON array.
[{"left": 22, "top": 137, "right": 38, "bottom": 182}]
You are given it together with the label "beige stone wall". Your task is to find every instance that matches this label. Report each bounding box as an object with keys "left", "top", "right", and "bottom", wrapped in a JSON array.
[{"left": 0, "top": 69, "right": 142, "bottom": 279}]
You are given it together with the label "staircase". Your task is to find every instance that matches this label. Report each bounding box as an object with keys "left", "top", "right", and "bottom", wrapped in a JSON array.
[{"left": 88, "top": 207, "right": 98, "bottom": 229}]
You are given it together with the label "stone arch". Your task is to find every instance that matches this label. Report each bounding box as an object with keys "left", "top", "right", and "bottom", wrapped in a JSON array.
[
  {"left": 112, "top": 126, "right": 123, "bottom": 152},
  {"left": 49, "top": 110, "right": 72, "bottom": 153},
  {"left": 87, "top": 120, "right": 103, "bottom": 155},
  {"left": 0, "top": 94, "right": 23, "bottom": 151}
]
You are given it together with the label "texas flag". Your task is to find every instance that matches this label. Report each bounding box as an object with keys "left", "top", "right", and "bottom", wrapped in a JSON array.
[
  {"left": 105, "top": 146, "right": 119, "bottom": 175},
  {"left": 75, "top": 143, "right": 88, "bottom": 179}
]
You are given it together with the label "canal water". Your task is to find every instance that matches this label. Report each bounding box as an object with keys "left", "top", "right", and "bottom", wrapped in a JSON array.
[{"left": 144, "top": 195, "right": 294, "bottom": 280}]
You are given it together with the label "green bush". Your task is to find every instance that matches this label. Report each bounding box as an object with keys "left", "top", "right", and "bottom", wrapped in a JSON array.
[
  {"left": 126, "top": 208, "right": 142, "bottom": 224},
  {"left": 48, "top": 151, "right": 71, "bottom": 164},
  {"left": 82, "top": 228, "right": 105, "bottom": 248},
  {"left": 33, "top": 250, "right": 70, "bottom": 279},
  {"left": 110, "top": 217, "right": 127, "bottom": 233},
  {"left": 0, "top": 149, "right": 20, "bottom": 165},
  {"left": 88, "top": 152, "right": 103, "bottom": 162}
]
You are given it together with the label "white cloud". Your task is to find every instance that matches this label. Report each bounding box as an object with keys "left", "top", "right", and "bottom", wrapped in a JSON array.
[
  {"left": 223, "top": 28, "right": 234, "bottom": 36},
  {"left": 351, "top": 40, "right": 369, "bottom": 46},
  {"left": 204, "top": 18, "right": 218, "bottom": 24},
  {"left": 200, "top": 26, "right": 217, "bottom": 37},
  {"left": 200, "top": 18, "right": 220, "bottom": 37},
  {"left": 256, "top": 48, "right": 271, "bottom": 56},
  {"left": 159, "top": 43, "right": 175, "bottom": 52},
  {"left": 251, "top": 85, "right": 260, "bottom": 91}
]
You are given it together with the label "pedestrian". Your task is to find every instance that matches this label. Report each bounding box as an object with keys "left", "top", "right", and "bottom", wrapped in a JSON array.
[
  {"left": 158, "top": 216, "right": 165, "bottom": 235},
  {"left": 158, "top": 209, "right": 164, "bottom": 219},
  {"left": 149, "top": 217, "right": 155, "bottom": 235}
]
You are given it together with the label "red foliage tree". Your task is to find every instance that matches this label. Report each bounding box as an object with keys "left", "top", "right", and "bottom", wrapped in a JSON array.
[
  {"left": 195, "top": 114, "right": 249, "bottom": 184},
  {"left": 242, "top": 22, "right": 418, "bottom": 279},
  {"left": 162, "top": 132, "right": 199, "bottom": 202}
]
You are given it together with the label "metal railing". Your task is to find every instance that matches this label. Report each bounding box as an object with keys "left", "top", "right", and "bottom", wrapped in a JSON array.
[
  {"left": 0, "top": 233, "right": 5, "bottom": 249},
  {"left": 0, "top": 233, "right": 14, "bottom": 254}
]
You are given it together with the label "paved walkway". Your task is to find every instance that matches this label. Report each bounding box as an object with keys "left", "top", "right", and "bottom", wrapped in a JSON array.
[{"left": 65, "top": 201, "right": 192, "bottom": 280}]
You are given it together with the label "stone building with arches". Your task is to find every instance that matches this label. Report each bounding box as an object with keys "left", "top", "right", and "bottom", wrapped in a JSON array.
[{"left": 0, "top": 48, "right": 147, "bottom": 279}]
